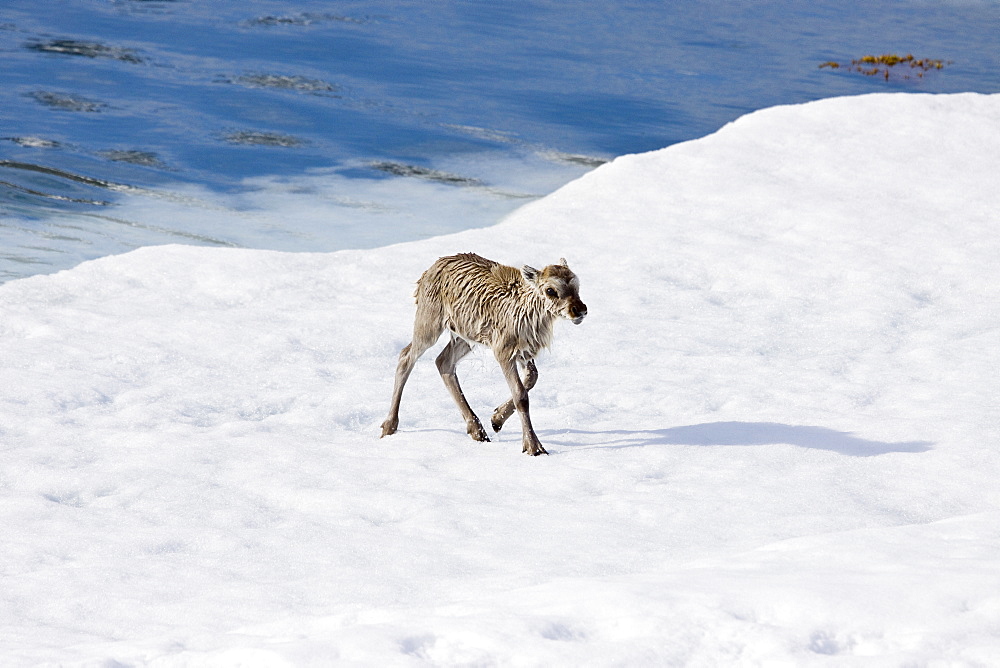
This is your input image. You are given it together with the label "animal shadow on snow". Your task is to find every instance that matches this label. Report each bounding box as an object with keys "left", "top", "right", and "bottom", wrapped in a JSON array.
[{"left": 552, "top": 422, "right": 932, "bottom": 457}]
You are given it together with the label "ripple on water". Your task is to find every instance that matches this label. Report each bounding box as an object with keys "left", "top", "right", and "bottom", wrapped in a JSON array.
[
  {"left": 26, "top": 39, "right": 145, "bottom": 64},
  {"left": 222, "top": 72, "right": 341, "bottom": 96},
  {"left": 369, "top": 161, "right": 484, "bottom": 187},
  {"left": 25, "top": 91, "right": 108, "bottom": 113},
  {"left": 98, "top": 150, "right": 169, "bottom": 169},
  {"left": 242, "top": 13, "right": 370, "bottom": 28},
  {"left": 221, "top": 130, "right": 308, "bottom": 147}
]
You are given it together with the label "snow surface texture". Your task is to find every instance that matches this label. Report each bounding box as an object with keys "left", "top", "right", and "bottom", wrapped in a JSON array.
[{"left": 2, "top": 93, "right": 999, "bottom": 666}]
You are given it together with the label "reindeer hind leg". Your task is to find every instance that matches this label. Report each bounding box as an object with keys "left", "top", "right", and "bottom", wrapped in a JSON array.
[
  {"left": 436, "top": 334, "right": 490, "bottom": 442},
  {"left": 380, "top": 300, "right": 443, "bottom": 438}
]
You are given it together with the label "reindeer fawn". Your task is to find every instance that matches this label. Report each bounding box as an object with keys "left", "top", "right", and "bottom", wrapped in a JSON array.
[{"left": 380, "top": 253, "right": 587, "bottom": 455}]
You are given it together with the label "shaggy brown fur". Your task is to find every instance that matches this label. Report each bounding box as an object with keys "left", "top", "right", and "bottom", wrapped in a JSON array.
[{"left": 380, "top": 253, "right": 587, "bottom": 455}]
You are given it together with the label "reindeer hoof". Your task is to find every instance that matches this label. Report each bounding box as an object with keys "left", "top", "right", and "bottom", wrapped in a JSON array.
[
  {"left": 380, "top": 419, "right": 398, "bottom": 438},
  {"left": 522, "top": 442, "right": 548, "bottom": 456},
  {"left": 468, "top": 420, "right": 491, "bottom": 442},
  {"left": 491, "top": 405, "right": 513, "bottom": 433}
]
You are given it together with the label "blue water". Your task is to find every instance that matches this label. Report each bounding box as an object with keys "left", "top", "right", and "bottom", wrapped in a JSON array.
[{"left": 2, "top": 0, "right": 999, "bottom": 282}]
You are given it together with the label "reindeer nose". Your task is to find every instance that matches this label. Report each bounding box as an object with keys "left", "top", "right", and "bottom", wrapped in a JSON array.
[{"left": 571, "top": 303, "right": 588, "bottom": 324}]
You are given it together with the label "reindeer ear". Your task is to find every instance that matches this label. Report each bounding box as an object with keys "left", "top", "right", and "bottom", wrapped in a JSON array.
[
  {"left": 521, "top": 265, "right": 539, "bottom": 284},
  {"left": 559, "top": 257, "right": 568, "bottom": 267}
]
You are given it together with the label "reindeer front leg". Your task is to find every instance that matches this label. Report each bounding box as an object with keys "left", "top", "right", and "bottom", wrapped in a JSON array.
[
  {"left": 491, "top": 357, "right": 537, "bottom": 433},
  {"left": 496, "top": 351, "right": 547, "bottom": 456}
]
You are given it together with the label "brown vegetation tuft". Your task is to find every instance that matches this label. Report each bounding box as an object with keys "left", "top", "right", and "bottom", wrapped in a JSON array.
[{"left": 820, "top": 54, "right": 950, "bottom": 81}]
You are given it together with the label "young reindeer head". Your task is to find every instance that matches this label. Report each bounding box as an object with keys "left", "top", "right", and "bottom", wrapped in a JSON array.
[{"left": 521, "top": 258, "right": 588, "bottom": 325}]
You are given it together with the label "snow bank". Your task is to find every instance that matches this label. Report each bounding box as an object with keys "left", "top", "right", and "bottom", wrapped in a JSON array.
[{"left": 2, "top": 93, "right": 998, "bottom": 666}]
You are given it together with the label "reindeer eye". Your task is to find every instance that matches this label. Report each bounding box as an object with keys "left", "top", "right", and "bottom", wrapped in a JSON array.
[{"left": 545, "top": 288, "right": 558, "bottom": 298}]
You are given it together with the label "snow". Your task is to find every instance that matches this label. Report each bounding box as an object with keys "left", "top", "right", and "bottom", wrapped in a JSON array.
[{"left": 2, "top": 92, "right": 999, "bottom": 666}]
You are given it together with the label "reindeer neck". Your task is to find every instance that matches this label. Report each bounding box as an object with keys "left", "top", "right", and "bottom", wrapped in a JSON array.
[{"left": 510, "top": 290, "right": 557, "bottom": 357}]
